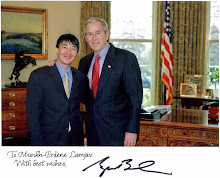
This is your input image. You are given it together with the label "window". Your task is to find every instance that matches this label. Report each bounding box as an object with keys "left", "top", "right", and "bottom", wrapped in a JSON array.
[
  {"left": 110, "top": 1, "right": 154, "bottom": 108},
  {"left": 207, "top": 0, "right": 219, "bottom": 96}
]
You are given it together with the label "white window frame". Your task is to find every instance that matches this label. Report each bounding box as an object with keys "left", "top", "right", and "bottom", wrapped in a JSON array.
[{"left": 110, "top": 1, "right": 156, "bottom": 107}]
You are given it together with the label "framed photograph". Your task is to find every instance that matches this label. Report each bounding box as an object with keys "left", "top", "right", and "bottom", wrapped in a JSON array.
[
  {"left": 180, "top": 83, "right": 197, "bottom": 98},
  {"left": 184, "top": 75, "right": 203, "bottom": 95},
  {"left": 1, "top": 5, "right": 48, "bottom": 60},
  {"left": 206, "top": 89, "right": 214, "bottom": 98}
]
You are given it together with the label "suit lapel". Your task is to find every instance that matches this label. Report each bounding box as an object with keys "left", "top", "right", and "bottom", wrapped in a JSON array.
[
  {"left": 84, "top": 54, "right": 94, "bottom": 97},
  {"left": 85, "top": 54, "right": 93, "bottom": 75},
  {"left": 49, "top": 65, "right": 65, "bottom": 94},
  {"left": 96, "top": 44, "right": 116, "bottom": 99},
  {"left": 49, "top": 65, "right": 77, "bottom": 100},
  {"left": 70, "top": 67, "right": 78, "bottom": 98}
]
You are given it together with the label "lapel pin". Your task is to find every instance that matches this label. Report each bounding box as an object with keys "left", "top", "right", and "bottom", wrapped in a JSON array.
[{"left": 108, "top": 65, "right": 111, "bottom": 68}]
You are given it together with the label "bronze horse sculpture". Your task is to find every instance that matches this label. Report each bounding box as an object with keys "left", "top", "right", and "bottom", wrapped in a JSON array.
[{"left": 9, "top": 51, "right": 36, "bottom": 84}]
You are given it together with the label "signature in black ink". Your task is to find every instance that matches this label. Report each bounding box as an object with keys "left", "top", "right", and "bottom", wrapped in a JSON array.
[{"left": 82, "top": 156, "right": 172, "bottom": 177}]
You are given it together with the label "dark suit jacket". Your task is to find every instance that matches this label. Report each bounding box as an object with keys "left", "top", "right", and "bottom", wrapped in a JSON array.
[
  {"left": 26, "top": 65, "right": 84, "bottom": 146},
  {"left": 78, "top": 43, "right": 143, "bottom": 146}
]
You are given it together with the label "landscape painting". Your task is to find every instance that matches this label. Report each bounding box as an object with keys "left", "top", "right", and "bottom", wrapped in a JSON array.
[{"left": 1, "top": 6, "right": 47, "bottom": 60}]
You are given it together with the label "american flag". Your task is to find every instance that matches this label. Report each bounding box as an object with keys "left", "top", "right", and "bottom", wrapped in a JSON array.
[{"left": 161, "top": 1, "right": 173, "bottom": 105}]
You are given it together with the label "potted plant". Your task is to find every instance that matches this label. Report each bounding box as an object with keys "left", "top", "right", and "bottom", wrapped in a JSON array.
[
  {"left": 204, "top": 67, "right": 219, "bottom": 98},
  {"left": 205, "top": 67, "right": 219, "bottom": 84}
]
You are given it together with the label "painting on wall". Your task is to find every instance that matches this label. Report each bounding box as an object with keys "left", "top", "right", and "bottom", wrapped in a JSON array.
[{"left": 1, "top": 5, "right": 48, "bottom": 60}]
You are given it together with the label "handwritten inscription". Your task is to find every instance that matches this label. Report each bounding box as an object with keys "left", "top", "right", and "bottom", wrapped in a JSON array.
[
  {"left": 6, "top": 150, "right": 172, "bottom": 177},
  {"left": 7, "top": 150, "right": 92, "bottom": 159},
  {"left": 7, "top": 150, "right": 93, "bottom": 168},
  {"left": 13, "top": 159, "right": 66, "bottom": 167},
  {"left": 7, "top": 151, "right": 67, "bottom": 158},
  {"left": 69, "top": 151, "right": 92, "bottom": 160},
  {"left": 83, "top": 156, "right": 172, "bottom": 177}
]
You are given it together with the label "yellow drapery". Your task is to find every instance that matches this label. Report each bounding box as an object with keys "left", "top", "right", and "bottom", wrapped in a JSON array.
[
  {"left": 80, "top": 1, "right": 111, "bottom": 57},
  {"left": 154, "top": 1, "right": 208, "bottom": 108}
]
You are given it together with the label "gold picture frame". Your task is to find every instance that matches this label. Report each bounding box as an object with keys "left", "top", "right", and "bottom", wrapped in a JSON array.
[
  {"left": 180, "top": 83, "right": 197, "bottom": 98},
  {"left": 184, "top": 75, "right": 203, "bottom": 95},
  {"left": 206, "top": 89, "right": 214, "bottom": 98},
  {"left": 1, "top": 5, "right": 48, "bottom": 60}
]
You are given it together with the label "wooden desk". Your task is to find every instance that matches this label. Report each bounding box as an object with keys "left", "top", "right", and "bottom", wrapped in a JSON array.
[
  {"left": 173, "top": 96, "right": 219, "bottom": 109},
  {"left": 137, "top": 108, "right": 219, "bottom": 147}
]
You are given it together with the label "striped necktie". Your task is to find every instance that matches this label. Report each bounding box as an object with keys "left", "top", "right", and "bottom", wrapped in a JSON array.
[
  {"left": 63, "top": 71, "right": 71, "bottom": 132},
  {"left": 63, "top": 72, "right": 70, "bottom": 99}
]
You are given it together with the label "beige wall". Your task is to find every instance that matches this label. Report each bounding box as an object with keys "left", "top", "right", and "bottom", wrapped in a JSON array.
[{"left": 1, "top": 1, "right": 81, "bottom": 87}]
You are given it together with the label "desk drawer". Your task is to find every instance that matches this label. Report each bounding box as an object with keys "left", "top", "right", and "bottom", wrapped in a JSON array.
[
  {"left": 2, "top": 120, "right": 28, "bottom": 130},
  {"left": 2, "top": 99, "right": 26, "bottom": 111},
  {"left": 2, "top": 89, "right": 26, "bottom": 99},
  {"left": 2, "top": 129, "right": 29, "bottom": 138},
  {"left": 2, "top": 120, "right": 29, "bottom": 138},
  {"left": 2, "top": 110, "right": 26, "bottom": 121}
]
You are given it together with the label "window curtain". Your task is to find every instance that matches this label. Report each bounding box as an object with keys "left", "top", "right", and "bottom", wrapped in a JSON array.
[
  {"left": 80, "top": 1, "right": 111, "bottom": 58},
  {"left": 154, "top": 1, "right": 208, "bottom": 108}
]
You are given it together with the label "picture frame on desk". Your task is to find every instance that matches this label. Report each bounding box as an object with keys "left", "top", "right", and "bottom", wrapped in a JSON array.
[
  {"left": 1, "top": 5, "right": 48, "bottom": 60},
  {"left": 180, "top": 83, "right": 197, "bottom": 98},
  {"left": 185, "top": 74, "right": 203, "bottom": 95},
  {"left": 206, "top": 89, "right": 214, "bottom": 98}
]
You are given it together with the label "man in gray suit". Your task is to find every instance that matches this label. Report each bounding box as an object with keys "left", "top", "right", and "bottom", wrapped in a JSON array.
[{"left": 78, "top": 17, "right": 143, "bottom": 146}]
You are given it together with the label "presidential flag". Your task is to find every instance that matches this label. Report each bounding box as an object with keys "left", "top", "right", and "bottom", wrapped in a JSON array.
[{"left": 161, "top": 1, "right": 173, "bottom": 105}]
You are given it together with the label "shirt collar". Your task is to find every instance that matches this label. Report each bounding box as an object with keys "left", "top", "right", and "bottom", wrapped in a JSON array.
[
  {"left": 94, "top": 43, "right": 110, "bottom": 60},
  {"left": 55, "top": 60, "right": 71, "bottom": 78}
]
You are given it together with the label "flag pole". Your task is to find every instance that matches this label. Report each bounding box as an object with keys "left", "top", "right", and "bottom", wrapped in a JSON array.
[{"left": 164, "top": 84, "right": 166, "bottom": 105}]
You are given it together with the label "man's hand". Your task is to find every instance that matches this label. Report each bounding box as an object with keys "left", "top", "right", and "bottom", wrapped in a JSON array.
[
  {"left": 45, "top": 60, "right": 55, "bottom": 67},
  {"left": 124, "top": 132, "right": 137, "bottom": 146}
]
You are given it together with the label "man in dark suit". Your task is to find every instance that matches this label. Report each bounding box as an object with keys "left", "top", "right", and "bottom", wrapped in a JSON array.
[
  {"left": 78, "top": 17, "right": 143, "bottom": 146},
  {"left": 26, "top": 34, "right": 84, "bottom": 146}
]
